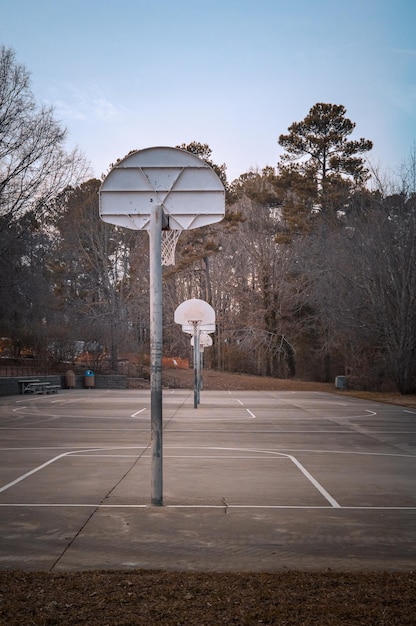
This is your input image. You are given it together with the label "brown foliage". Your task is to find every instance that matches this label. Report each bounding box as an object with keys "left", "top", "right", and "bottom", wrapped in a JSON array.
[{"left": 1, "top": 570, "right": 415, "bottom": 625}]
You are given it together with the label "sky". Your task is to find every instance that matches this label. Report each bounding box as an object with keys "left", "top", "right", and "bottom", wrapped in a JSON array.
[{"left": 1, "top": 0, "right": 416, "bottom": 182}]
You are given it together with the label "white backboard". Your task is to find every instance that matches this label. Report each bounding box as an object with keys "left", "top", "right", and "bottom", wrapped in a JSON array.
[
  {"left": 191, "top": 333, "right": 213, "bottom": 348},
  {"left": 174, "top": 298, "right": 215, "bottom": 325},
  {"left": 99, "top": 146, "right": 225, "bottom": 231}
]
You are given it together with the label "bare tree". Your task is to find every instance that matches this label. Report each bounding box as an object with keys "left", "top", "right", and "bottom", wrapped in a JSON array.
[
  {"left": 346, "top": 191, "right": 416, "bottom": 393},
  {"left": 0, "top": 46, "right": 89, "bottom": 355},
  {"left": 50, "top": 179, "right": 146, "bottom": 371},
  {"left": 212, "top": 175, "right": 300, "bottom": 377},
  {"left": 0, "top": 46, "right": 88, "bottom": 224},
  {"left": 301, "top": 160, "right": 416, "bottom": 393}
]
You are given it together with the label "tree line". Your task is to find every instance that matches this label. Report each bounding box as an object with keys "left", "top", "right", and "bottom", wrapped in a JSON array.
[{"left": 1, "top": 46, "right": 415, "bottom": 393}]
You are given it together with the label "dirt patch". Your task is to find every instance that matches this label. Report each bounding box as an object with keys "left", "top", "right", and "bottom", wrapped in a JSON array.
[
  {"left": 165, "top": 367, "right": 334, "bottom": 392},
  {"left": 164, "top": 367, "right": 416, "bottom": 407},
  {"left": 1, "top": 570, "right": 415, "bottom": 625}
]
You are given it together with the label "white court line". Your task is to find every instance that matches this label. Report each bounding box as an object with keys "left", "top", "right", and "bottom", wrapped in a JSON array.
[
  {"left": 193, "top": 447, "right": 338, "bottom": 508},
  {"left": 7, "top": 445, "right": 416, "bottom": 509},
  {"left": 131, "top": 408, "right": 146, "bottom": 418},
  {"left": 180, "top": 446, "right": 341, "bottom": 508},
  {"left": 0, "top": 446, "right": 148, "bottom": 493},
  {"left": 258, "top": 448, "right": 416, "bottom": 458},
  {"left": 0, "top": 503, "right": 415, "bottom": 510},
  {"left": 1, "top": 445, "right": 415, "bottom": 458},
  {"left": 0, "top": 451, "right": 77, "bottom": 493},
  {"left": 289, "top": 455, "right": 340, "bottom": 507},
  {"left": 232, "top": 394, "right": 256, "bottom": 418},
  {"left": 7, "top": 403, "right": 384, "bottom": 422},
  {"left": 0, "top": 445, "right": 339, "bottom": 507}
]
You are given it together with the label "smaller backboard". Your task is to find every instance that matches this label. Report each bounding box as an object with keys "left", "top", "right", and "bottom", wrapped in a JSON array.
[
  {"left": 99, "top": 146, "right": 225, "bottom": 231},
  {"left": 174, "top": 298, "right": 215, "bottom": 326},
  {"left": 191, "top": 333, "right": 213, "bottom": 348}
]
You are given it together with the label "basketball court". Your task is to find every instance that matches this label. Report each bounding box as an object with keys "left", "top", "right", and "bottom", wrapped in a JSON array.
[
  {"left": 0, "top": 388, "right": 415, "bottom": 572},
  {"left": 1, "top": 147, "right": 414, "bottom": 573}
]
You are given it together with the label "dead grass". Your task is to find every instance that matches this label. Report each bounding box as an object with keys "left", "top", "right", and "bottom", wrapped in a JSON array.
[
  {"left": 165, "top": 367, "right": 416, "bottom": 408},
  {"left": 2, "top": 369, "right": 415, "bottom": 624},
  {"left": 339, "top": 389, "right": 416, "bottom": 408}
]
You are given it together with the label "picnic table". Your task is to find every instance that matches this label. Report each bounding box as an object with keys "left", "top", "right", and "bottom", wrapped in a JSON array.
[
  {"left": 19, "top": 381, "right": 60, "bottom": 395},
  {"left": 18, "top": 379, "right": 40, "bottom": 394}
]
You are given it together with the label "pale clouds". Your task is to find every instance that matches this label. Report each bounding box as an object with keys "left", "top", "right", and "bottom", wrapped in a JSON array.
[
  {"left": 392, "top": 47, "right": 416, "bottom": 57},
  {"left": 48, "top": 83, "right": 123, "bottom": 123}
]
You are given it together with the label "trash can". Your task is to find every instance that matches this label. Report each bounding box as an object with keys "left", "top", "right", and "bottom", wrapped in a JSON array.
[
  {"left": 335, "top": 375, "right": 347, "bottom": 390},
  {"left": 84, "top": 369, "right": 95, "bottom": 388},
  {"left": 65, "top": 370, "right": 76, "bottom": 389}
]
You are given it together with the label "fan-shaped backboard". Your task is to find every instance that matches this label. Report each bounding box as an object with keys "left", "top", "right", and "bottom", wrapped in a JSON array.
[
  {"left": 191, "top": 333, "right": 213, "bottom": 348},
  {"left": 99, "top": 146, "right": 225, "bottom": 231},
  {"left": 174, "top": 298, "right": 215, "bottom": 325}
]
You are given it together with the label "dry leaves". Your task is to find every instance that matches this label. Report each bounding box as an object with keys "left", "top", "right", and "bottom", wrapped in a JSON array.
[{"left": 1, "top": 570, "right": 415, "bottom": 625}]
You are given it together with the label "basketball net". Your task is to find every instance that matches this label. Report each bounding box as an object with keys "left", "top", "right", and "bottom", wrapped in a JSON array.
[{"left": 161, "top": 229, "right": 181, "bottom": 266}]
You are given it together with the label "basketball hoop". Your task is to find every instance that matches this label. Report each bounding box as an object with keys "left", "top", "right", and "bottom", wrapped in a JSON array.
[
  {"left": 99, "top": 147, "right": 225, "bottom": 504},
  {"left": 161, "top": 229, "right": 181, "bottom": 266}
]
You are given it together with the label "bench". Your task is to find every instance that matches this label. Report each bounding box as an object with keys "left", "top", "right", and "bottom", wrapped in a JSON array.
[
  {"left": 19, "top": 380, "right": 61, "bottom": 394},
  {"left": 18, "top": 379, "right": 40, "bottom": 394},
  {"left": 24, "top": 382, "right": 52, "bottom": 394},
  {"left": 46, "top": 385, "right": 60, "bottom": 394}
]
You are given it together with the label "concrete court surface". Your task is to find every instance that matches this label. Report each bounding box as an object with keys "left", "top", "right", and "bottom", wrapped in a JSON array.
[{"left": 0, "top": 388, "right": 415, "bottom": 572}]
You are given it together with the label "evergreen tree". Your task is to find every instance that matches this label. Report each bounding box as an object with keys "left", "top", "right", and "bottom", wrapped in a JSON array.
[{"left": 278, "top": 103, "right": 373, "bottom": 219}]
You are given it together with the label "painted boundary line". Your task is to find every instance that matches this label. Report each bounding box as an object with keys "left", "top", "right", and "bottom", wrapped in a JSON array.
[
  {"left": 1, "top": 445, "right": 415, "bottom": 508},
  {"left": 0, "top": 445, "right": 340, "bottom": 507},
  {"left": 0, "top": 503, "right": 415, "bottom": 510},
  {"left": 0, "top": 447, "right": 147, "bottom": 494}
]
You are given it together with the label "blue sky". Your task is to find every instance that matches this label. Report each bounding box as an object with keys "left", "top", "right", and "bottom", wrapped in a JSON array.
[{"left": 2, "top": 0, "right": 415, "bottom": 182}]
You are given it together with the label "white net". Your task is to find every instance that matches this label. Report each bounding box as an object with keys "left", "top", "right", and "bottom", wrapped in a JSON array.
[{"left": 161, "top": 229, "right": 181, "bottom": 266}]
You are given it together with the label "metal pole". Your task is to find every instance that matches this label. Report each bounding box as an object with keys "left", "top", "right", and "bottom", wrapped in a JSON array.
[
  {"left": 193, "top": 322, "right": 199, "bottom": 408},
  {"left": 196, "top": 329, "right": 201, "bottom": 405},
  {"left": 149, "top": 204, "right": 163, "bottom": 506},
  {"left": 199, "top": 348, "right": 204, "bottom": 392}
]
